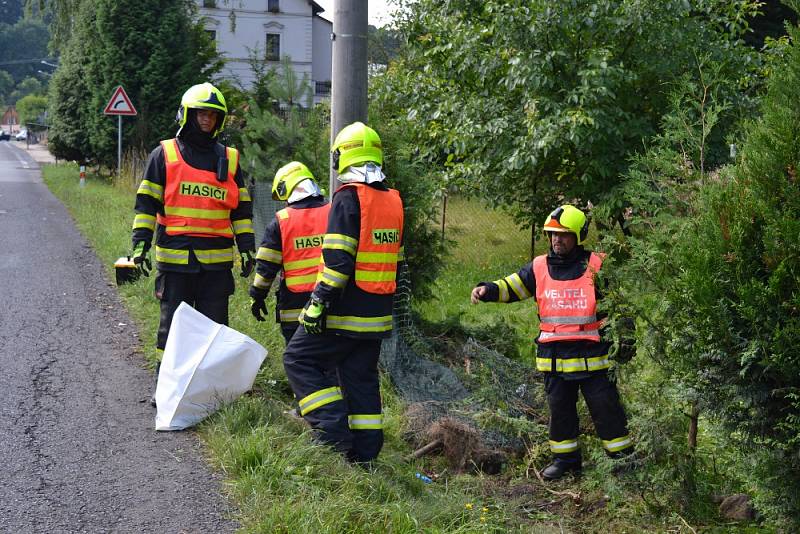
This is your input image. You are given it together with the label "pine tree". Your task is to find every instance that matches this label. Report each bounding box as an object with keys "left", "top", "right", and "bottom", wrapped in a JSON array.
[{"left": 47, "top": 0, "right": 221, "bottom": 165}]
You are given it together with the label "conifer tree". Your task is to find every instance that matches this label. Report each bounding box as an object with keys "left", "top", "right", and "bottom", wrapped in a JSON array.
[{"left": 47, "top": 0, "right": 220, "bottom": 165}]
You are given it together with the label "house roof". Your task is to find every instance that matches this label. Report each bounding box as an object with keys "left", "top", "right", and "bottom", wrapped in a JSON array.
[{"left": 309, "top": 1, "right": 323, "bottom": 15}]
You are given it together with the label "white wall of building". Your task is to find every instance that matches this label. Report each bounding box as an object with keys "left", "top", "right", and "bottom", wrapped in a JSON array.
[
  {"left": 197, "top": 0, "right": 332, "bottom": 103},
  {"left": 312, "top": 15, "right": 333, "bottom": 99}
]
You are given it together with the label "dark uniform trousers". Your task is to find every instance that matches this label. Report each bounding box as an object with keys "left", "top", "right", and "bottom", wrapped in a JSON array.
[
  {"left": 280, "top": 325, "right": 299, "bottom": 345},
  {"left": 283, "top": 327, "right": 383, "bottom": 463},
  {"left": 155, "top": 270, "right": 235, "bottom": 349},
  {"left": 545, "top": 371, "right": 629, "bottom": 463}
]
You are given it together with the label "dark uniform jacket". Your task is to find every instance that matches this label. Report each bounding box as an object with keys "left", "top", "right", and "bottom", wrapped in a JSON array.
[
  {"left": 251, "top": 196, "right": 328, "bottom": 325},
  {"left": 311, "top": 182, "right": 402, "bottom": 340},
  {"left": 132, "top": 136, "right": 255, "bottom": 273},
  {"left": 478, "top": 245, "right": 613, "bottom": 379}
]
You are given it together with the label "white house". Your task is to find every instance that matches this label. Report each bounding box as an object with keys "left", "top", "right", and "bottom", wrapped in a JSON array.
[{"left": 197, "top": 0, "right": 332, "bottom": 104}]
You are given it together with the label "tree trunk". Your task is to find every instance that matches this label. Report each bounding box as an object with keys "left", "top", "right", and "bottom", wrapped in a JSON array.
[{"left": 688, "top": 403, "right": 699, "bottom": 450}]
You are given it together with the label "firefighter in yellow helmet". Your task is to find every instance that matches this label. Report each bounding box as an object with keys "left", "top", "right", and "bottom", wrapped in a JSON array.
[
  {"left": 130, "top": 82, "right": 256, "bottom": 406},
  {"left": 282, "top": 122, "right": 404, "bottom": 463},
  {"left": 248, "top": 161, "right": 330, "bottom": 343},
  {"left": 471, "top": 205, "right": 635, "bottom": 480}
]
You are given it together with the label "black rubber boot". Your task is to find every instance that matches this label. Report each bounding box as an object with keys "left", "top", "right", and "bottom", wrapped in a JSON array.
[
  {"left": 150, "top": 362, "right": 160, "bottom": 408},
  {"left": 541, "top": 458, "right": 582, "bottom": 480}
]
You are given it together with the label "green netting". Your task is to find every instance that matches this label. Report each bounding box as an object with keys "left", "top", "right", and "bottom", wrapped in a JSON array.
[{"left": 251, "top": 185, "right": 547, "bottom": 461}]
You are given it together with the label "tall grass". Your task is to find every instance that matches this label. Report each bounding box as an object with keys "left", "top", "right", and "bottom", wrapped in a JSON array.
[{"left": 414, "top": 196, "right": 543, "bottom": 362}]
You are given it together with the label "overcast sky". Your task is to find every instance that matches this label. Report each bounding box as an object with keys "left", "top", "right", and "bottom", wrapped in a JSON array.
[{"left": 314, "top": 0, "right": 397, "bottom": 27}]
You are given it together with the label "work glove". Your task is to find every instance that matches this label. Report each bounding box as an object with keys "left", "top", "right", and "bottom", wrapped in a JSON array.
[
  {"left": 132, "top": 241, "right": 152, "bottom": 277},
  {"left": 250, "top": 297, "right": 268, "bottom": 322},
  {"left": 299, "top": 296, "right": 327, "bottom": 335},
  {"left": 240, "top": 250, "right": 255, "bottom": 277},
  {"left": 614, "top": 339, "right": 636, "bottom": 364}
]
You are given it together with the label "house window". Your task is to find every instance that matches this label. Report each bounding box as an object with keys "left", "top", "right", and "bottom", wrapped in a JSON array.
[
  {"left": 315, "top": 81, "right": 331, "bottom": 96},
  {"left": 206, "top": 30, "right": 217, "bottom": 49},
  {"left": 266, "top": 33, "right": 280, "bottom": 61},
  {"left": 203, "top": 0, "right": 216, "bottom": 7},
  {"left": 268, "top": 0, "right": 279, "bottom": 13}
]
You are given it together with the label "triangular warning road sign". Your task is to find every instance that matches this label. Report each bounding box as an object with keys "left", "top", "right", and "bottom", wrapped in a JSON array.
[{"left": 103, "top": 86, "right": 137, "bottom": 116}]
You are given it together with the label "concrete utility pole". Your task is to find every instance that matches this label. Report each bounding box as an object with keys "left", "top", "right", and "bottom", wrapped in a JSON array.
[{"left": 330, "top": 0, "right": 369, "bottom": 193}]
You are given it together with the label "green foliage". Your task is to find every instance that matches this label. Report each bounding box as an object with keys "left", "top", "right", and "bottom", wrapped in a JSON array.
[
  {"left": 380, "top": 0, "right": 762, "bottom": 234},
  {"left": 267, "top": 56, "right": 312, "bottom": 108},
  {"left": 10, "top": 76, "right": 45, "bottom": 103},
  {"left": 245, "top": 44, "right": 279, "bottom": 108},
  {"left": 1, "top": 0, "right": 24, "bottom": 25},
  {"left": 0, "top": 70, "right": 15, "bottom": 104},
  {"left": 369, "top": 97, "right": 446, "bottom": 301},
  {"left": 597, "top": 19, "right": 800, "bottom": 527},
  {"left": 46, "top": 3, "right": 92, "bottom": 162},
  {"left": 240, "top": 103, "right": 327, "bottom": 185},
  {"left": 368, "top": 25, "right": 401, "bottom": 66},
  {"left": 46, "top": 0, "right": 221, "bottom": 165},
  {"left": 26, "top": 0, "right": 83, "bottom": 50},
  {"left": 0, "top": 17, "right": 49, "bottom": 82},
  {"left": 16, "top": 93, "right": 46, "bottom": 124}
]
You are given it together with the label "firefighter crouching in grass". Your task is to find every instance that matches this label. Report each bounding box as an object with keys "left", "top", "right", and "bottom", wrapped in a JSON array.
[
  {"left": 248, "top": 161, "right": 330, "bottom": 344},
  {"left": 471, "top": 205, "right": 635, "bottom": 480},
  {"left": 130, "top": 82, "right": 255, "bottom": 405},
  {"left": 282, "top": 122, "right": 403, "bottom": 464}
]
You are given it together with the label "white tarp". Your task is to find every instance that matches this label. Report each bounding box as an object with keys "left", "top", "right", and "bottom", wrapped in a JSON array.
[{"left": 155, "top": 302, "right": 267, "bottom": 431}]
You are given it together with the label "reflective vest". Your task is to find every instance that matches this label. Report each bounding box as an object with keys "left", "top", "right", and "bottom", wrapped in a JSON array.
[
  {"left": 343, "top": 183, "right": 403, "bottom": 295},
  {"left": 533, "top": 252, "right": 604, "bottom": 343},
  {"left": 156, "top": 138, "right": 239, "bottom": 238},
  {"left": 277, "top": 204, "right": 331, "bottom": 292}
]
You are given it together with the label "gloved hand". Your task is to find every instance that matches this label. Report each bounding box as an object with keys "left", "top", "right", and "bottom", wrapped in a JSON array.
[
  {"left": 240, "top": 250, "right": 255, "bottom": 277},
  {"left": 615, "top": 340, "right": 636, "bottom": 363},
  {"left": 132, "top": 241, "right": 152, "bottom": 277},
  {"left": 250, "top": 297, "right": 268, "bottom": 322},
  {"left": 299, "top": 296, "right": 327, "bottom": 335}
]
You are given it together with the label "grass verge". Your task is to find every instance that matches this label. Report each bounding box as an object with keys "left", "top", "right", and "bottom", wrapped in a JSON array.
[
  {"left": 42, "top": 165, "right": 536, "bottom": 533},
  {"left": 43, "top": 164, "right": 755, "bottom": 533}
]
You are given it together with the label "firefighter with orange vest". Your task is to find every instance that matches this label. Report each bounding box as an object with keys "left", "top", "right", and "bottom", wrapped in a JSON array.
[
  {"left": 130, "top": 83, "right": 255, "bottom": 397},
  {"left": 471, "top": 205, "right": 634, "bottom": 480},
  {"left": 248, "top": 161, "right": 330, "bottom": 343},
  {"left": 282, "top": 122, "right": 403, "bottom": 464}
]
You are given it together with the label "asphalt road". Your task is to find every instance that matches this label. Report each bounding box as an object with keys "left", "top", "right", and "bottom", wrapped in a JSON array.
[{"left": 0, "top": 141, "right": 238, "bottom": 533}]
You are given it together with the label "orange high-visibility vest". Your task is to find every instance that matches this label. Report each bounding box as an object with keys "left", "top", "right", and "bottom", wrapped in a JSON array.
[
  {"left": 343, "top": 183, "right": 403, "bottom": 294},
  {"left": 277, "top": 204, "right": 331, "bottom": 292},
  {"left": 156, "top": 138, "right": 239, "bottom": 238},
  {"left": 533, "top": 252, "right": 605, "bottom": 343}
]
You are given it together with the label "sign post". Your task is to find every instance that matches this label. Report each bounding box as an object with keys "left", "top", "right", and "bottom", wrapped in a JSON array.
[{"left": 103, "top": 86, "right": 137, "bottom": 181}]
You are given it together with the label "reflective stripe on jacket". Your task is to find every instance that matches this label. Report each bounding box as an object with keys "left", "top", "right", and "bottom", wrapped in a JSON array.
[
  {"left": 156, "top": 138, "right": 239, "bottom": 238},
  {"left": 533, "top": 252, "right": 604, "bottom": 344},
  {"left": 339, "top": 183, "right": 403, "bottom": 295},
  {"left": 277, "top": 204, "right": 331, "bottom": 293}
]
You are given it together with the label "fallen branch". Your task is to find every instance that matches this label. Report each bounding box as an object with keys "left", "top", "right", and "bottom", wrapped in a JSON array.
[
  {"left": 408, "top": 439, "right": 443, "bottom": 460},
  {"left": 531, "top": 464, "right": 581, "bottom": 500},
  {"left": 677, "top": 514, "right": 697, "bottom": 534}
]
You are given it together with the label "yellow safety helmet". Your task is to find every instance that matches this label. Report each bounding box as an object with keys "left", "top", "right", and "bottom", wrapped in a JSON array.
[
  {"left": 175, "top": 82, "right": 227, "bottom": 137},
  {"left": 331, "top": 121, "right": 383, "bottom": 173},
  {"left": 542, "top": 204, "right": 590, "bottom": 245},
  {"left": 272, "top": 161, "right": 316, "bottom": 201}
]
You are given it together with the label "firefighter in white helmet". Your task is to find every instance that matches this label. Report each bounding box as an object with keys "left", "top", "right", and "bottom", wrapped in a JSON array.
[{"left": 471, "top": 205, "right": 635, "bottom": 480}]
